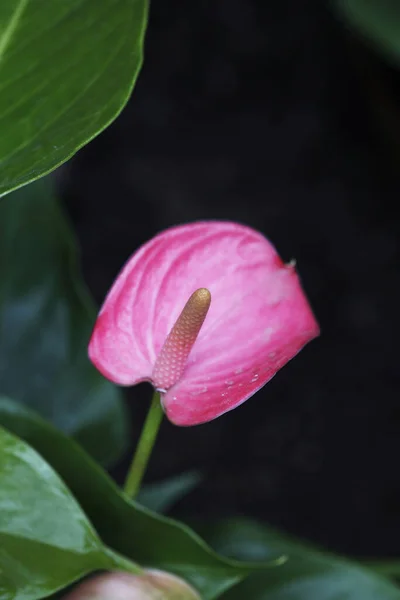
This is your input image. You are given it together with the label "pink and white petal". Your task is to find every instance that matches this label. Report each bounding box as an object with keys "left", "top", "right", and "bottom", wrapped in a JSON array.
[
  {"left": 89, "top": 221, "right": 232, "bottom": 384},
  {"left": 89, "top": 219, "right": 318, "bottom": 410},
  {"left": 89, "top": 220, "right": 276, "bottom": 386},
  {"left": 162, "top": 264, "right": 319, "bottom": 426},
  {"left": 88, "top": 229, "right": 181, "bottom": 385},
  {"left": 148, "top": 221, "right": 284, "bottom": 354}
]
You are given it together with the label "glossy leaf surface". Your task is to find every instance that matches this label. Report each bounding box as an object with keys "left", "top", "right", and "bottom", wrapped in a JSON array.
[
  {"left": 0, "top": 0, "right": 148, "bottom": 197},
  {"left": 0, "top": 426, "right": 128, "bottom": 600},
  {"left": 0, "top": 398, "right": 281, "bottom": 600}
]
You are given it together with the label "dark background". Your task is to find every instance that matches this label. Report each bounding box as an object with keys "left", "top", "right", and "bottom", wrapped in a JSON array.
[{"left": 61, "top": 1, "right": 400, "bottom": 560}]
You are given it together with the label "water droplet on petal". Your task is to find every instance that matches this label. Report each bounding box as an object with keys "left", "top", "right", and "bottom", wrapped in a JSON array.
[{"left": 191, "top": 387, "right": 208, "bottom": 396}]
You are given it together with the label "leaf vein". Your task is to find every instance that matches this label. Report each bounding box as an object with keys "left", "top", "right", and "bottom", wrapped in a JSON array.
[
  {"left": 0, "top": 16, "right": 132, "bottom": 168},
  {"left": 0, "top": 0, "right": 30, "bottom": 65}
]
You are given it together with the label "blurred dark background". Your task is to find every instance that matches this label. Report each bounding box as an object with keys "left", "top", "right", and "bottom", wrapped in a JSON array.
[{"left": 60, "top": 1, "right": 400, "bottom": 560}]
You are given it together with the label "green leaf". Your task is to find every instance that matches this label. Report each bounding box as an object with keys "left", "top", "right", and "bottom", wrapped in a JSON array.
[
  {"left": 0, "top": 178, "right": 129, "bottom": 466},
  {"left": 200, "top": 519, "right": 400, "bottom": 599},
  {"left": 0, "top": 397, "right": 283, "bottom": 600},
  {"left": 333, "top": 0, "right": 400, "bottom": 64},
  {"left": 137, "top": 471, "right": 203, "bottom": 513},
  {"left": 0, "top": 425, "right": 140, "bottom": 600},
  {"left": 0, "top": 0, "right": 148, "bottom": 198}
]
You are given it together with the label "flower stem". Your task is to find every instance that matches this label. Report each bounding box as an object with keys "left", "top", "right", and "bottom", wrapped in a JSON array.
[{"left": 123, "top": 390, "right": 163, "bottom": 500}]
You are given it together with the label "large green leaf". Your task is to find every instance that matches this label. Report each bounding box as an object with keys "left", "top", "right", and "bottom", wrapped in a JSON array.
[
  {"left": 333, "top": 0, "right": 400, "bottom": 64},
  {"left": 201, "top": 519, "right": 400, "bottom": 599},
  {"left": 0, "top": 397, "right": 283, "bottom": 600},
  {"left": 0, "top": 425, "right": 140, "bottom": 600},
  {"left": 0, "top": 179, "right": 129, "bottom": 465},
  {"left": 0, "top": 0, "right": 148, "bottom": 198}
]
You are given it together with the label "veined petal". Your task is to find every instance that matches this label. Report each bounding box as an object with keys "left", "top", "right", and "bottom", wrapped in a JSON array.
[
  {"left": 89, "top": 222, "right": 226, "bottom": 384},
  {"left": 89, "top": 221, "right": 319, "bottom": 425},
  {"left": 162, "top": 261, "right": 319, "bottom": 425}
]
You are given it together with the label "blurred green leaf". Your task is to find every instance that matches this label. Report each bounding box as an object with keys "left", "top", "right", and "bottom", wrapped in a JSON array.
[
  {"left": 200, "top": 519, "right": 400, "bottom": 599},
  {"left": 137, "top": 471, "right": 202, "bottom": 513},
  {"left": 0, "top": 397, "right": 284, "bottom": 600},
  {"left": 0, "top": 0, "right": 148, "bottom": 198},
  {"left": 0, "top": 179, "right": 129, "bottom": 466},
  {"left": 333, "top": 0, "right": 400, "bottom": 64},
  {"left": 0, "top": 425, "right": 140, "bottom": 600}
]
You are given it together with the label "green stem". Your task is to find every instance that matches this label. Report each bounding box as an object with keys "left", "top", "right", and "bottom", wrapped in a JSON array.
[{"left": 123, "top": 390, "right": 163, "bottom": 499}]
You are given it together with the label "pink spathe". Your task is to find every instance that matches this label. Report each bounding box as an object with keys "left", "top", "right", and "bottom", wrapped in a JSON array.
[{"left": 88, "top": 221, "right": 319, "bottom": 426}]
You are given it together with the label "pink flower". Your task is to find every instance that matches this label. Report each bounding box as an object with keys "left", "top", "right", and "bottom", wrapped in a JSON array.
[{"left": 88, "top": 221, "right": 319, "bottom": 426}]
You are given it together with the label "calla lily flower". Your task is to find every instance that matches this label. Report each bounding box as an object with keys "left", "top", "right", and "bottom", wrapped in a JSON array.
[{"left": 89, "top": 221, "right": 319, "bottom": 426}]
